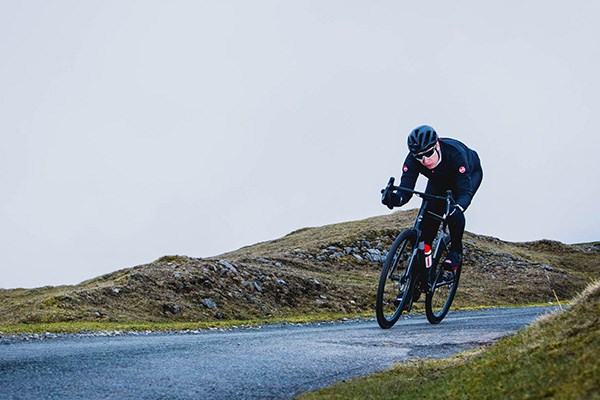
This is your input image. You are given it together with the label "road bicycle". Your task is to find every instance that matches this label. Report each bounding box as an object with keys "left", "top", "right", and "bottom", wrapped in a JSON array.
[{"left": 376, "top": 177, "right": 462, "bottom": 328}]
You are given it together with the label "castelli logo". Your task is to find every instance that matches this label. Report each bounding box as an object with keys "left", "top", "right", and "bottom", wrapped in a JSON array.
[
  {"left": 403, "top": 165, "right": 408, "bottom": 172},
  {"left": 459, "top": 166, "right": 466, "bottom": 173}
]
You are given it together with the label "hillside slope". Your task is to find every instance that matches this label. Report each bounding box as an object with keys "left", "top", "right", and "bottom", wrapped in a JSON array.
[{"left": 0, "top": 210, "right": 598, "bottom": 325}]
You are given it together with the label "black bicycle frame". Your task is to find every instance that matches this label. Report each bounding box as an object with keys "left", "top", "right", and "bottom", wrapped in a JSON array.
[{"left": 383, "top": 177, "right": 455, "bottom": 294}]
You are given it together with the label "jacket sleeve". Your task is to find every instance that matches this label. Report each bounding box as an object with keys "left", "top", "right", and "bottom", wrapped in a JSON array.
[
  {"left": 398, "top": 154, "right": 419, "bottom": 206},
  {"left": 453, "top": 154, "right": 474, "bottom": 210}
]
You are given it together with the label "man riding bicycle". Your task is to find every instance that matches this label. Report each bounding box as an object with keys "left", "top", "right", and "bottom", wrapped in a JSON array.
[{"left": 382, "top": 125, "right": 483, "bottom": 271}]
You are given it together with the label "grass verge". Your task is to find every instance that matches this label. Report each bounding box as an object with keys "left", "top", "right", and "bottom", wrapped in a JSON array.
[
  {"left": 0, "top": 312, "right": 373, "bottom": 336},
  {"left": 297, "top": 281, "right": 600, "bottom": 400}
]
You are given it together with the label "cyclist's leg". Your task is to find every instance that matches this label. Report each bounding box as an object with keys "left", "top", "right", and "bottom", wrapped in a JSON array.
[{"left": 448, "top": 208, "right": 465, "bottom": 253}]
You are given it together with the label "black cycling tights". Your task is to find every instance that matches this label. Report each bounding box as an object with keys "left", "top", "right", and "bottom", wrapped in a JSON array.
[{"left": 421, "top": 208, "right": 465, "bottom": 253}]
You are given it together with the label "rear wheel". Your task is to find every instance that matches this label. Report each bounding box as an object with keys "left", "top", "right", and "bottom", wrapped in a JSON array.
[
  {"left": 376, "top": 230, "right": 417, "bottom": 329},
  {"left": 425, "top": 242, "right": 461, "bottom": 324}
]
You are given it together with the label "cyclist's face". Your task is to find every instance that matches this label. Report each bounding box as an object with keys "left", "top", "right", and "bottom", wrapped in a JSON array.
[{"left": 416, "top": 143, "right": 440, "bottom": 169}]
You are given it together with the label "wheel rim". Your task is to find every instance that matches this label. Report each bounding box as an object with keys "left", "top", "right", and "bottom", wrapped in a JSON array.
[
  {"left": 429, "top": 260, "right": 457, "bottom": 318},
  {"left": 380, "top": 238, "right": 414, "bottom": 323}
]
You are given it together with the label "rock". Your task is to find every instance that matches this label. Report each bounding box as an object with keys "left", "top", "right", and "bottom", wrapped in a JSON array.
[
  {"left": 219, "top": 260, "right": 239, "bottom": 274},
  {"left": 329, "top": 252, "right": 345, "bottom": 259},
  {"left": 244, "top": 294, "right": 258, "bottom": 303},
  {"left": 353, "top": 254, "right": 364, "bottom": 261},
  {"left": 258, "top": 257, "right": 271, "bottom": 264},
  {"left": 243, "top": 281, "right": 263, "bottom": 293},
  {"left": 541, "top": 264, "right": 554, "bottom": 271},
  {"left": 275, "top": 279, "right": 287, "bottom": 285},
  {"left": 363, "top": 249, "right": 384, "bottom": 262},
  {"left": 201, "top": 298, "right": 217, "bottom": 309},
  {"left": 162, "top": 304, "right": 181, "bottom": 314},
  {"left": 94, "top": 311, "right": 102, "bottom": 318},
  {"left": 112, "top": 288, "right": 121, "bottom": 294},
  {"left": 275, "top": 262, "right": 282, "bottom": 268}
]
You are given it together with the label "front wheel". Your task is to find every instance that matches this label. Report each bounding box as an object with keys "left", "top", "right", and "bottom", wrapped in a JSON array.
[
  {"left": 425, "top": 246, "right": 461, "bottom": 324},
  {"left": 376, "top": 230, "right": 417, "bottom": 329}
]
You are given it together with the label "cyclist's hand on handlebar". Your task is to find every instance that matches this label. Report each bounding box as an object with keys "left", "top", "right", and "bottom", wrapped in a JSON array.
[{"left": 381, "top": 190, "right": 403, "bottom": 209}]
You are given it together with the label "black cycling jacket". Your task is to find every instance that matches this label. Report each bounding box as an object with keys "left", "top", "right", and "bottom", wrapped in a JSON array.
[{"left": 398, "top": 138, "right": 482, "bottom": 210}]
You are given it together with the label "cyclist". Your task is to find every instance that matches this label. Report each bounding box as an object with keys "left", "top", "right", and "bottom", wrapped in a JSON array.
[{"left": 382, "top": 125, "right": 483, "bottom": 270}]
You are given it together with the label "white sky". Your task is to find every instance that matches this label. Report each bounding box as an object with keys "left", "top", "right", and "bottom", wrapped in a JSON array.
[{"left": 1, "top": 1, "right": 599, "bottom": 289}]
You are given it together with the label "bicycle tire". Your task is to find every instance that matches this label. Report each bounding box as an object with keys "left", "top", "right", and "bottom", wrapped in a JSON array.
[
  {"left": 376, "top": 229, "right": 417, "bottom": 329},
  {"left": 425, "top": 244, "right": 462, "bottom": 324}
]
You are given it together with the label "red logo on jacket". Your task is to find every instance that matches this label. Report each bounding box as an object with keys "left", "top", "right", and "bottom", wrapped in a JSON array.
[
  {"left": 403, "top": 165, "right": 408, "bottom": 172},
  {"left": 459, "top": 166, "right": 466, "bottom": 173}
]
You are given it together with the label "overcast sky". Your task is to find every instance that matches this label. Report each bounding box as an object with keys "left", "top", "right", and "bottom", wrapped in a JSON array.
[{"left": 1, "top": 1, "right": 599, "bottom": 289}]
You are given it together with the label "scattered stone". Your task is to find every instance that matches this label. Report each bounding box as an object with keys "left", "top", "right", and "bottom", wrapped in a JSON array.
[
  {"left": 275, "top": 279, "right": 287, "bottom": 285},
  {"left": 319, "top": 295, "right": 327, "bottom": 300},
  {"left": 540, "top": 264, "right": 554, "bottom": 271},
  {"left": 253, "top": 282, "right": 263, "bottom": 293},
  {"left": 275, "top": 262, "right": 282, "bottom": 268},
  {"left": 244, "top": 294, "right": 258, "bottom": 303},
  {"left": 258, "top": 257, "right": 271, "bottom": 264},
  {"left": 112, "top": 288, "right": 121, "bottom": 294},
  {"left": 363, "top": 248, "right": 385, "bottom": 262},
  {"left": 94, "top": 311, "right": 102, "bottom": 318},
  {"left": 201, "top": 299, "right": 217, "bottom": 309},
  {"left": 162, "top": 304, "right": 181, "bottom": 314},
  {"left": 219, "top": 260, "right": 239, "bottom": 274},
  {"left": 353, "top": 254, "right": 364, "bottom": 261}
]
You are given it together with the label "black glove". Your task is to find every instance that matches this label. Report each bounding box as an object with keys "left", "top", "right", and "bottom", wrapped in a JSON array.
[{"left": 381, "top": 190, "right": 402, "bottom": 210}]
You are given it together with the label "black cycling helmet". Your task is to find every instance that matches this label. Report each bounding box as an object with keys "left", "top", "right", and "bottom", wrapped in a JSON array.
[{"left": 407, "top": 125, "right": 438, "bottom": 154}]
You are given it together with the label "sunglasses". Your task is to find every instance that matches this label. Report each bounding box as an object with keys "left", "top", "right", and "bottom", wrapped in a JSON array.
[{"left": 413, "top": 146, "right": 436, "bottom": 160}]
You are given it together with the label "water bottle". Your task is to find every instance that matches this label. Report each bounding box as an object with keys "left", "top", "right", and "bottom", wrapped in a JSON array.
[{"left": 424, "top": 244, "right": 432, "bottom": 269}]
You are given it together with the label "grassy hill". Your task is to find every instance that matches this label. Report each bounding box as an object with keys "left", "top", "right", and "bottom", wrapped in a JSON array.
[
  {"left": 298, "top": 280, "right": 600, "bottom": 399},
  {"left": 0, "top": 210, "right": 598, "bottom": 332}
]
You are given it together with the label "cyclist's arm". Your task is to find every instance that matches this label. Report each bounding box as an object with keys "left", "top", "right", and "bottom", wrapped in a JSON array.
[
  {"left": 453, "top": 153, "right": 474, "bottom": 210},
  {"left": 398, "top": 154, "right": 419, "bottom": 206}
]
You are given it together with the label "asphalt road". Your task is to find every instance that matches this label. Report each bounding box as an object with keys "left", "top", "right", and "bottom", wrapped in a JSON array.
[{"left": 0, "top": 306, "right": 555, "bottom": 400}]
